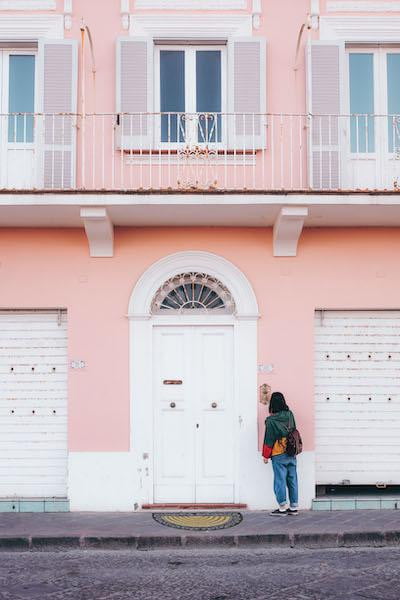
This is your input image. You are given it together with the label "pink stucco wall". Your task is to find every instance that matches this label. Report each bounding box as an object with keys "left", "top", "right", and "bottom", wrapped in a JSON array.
[{"left": 1, "top": 226, "right": 400, "bottom": 453}]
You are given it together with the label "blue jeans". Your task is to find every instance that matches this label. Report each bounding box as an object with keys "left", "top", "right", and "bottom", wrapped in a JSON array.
[{"left": 271, "top": 453, "right": 298, "bottom": 508}]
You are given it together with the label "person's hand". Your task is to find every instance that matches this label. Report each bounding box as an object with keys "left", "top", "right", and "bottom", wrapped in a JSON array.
[{"left": 263, "top": 458, "right": 269, "bottom": 464}]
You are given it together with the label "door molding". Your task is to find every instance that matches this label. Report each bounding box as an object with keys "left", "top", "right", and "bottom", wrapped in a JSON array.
[{"left": 128, "top": 250, "right": 259, "bottom": 506}]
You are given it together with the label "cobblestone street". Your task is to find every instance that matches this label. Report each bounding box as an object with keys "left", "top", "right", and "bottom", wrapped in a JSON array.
[{"left": 1, "top": 546, "right": 400, "bottom": 600}]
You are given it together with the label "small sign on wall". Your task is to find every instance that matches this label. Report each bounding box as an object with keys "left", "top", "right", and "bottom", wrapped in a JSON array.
[
  {"left": 258, "top": 364, "right": 273, "bottom": 373},
  {"left": 70, "top": 360, "right": 86, "bottom": 369}
]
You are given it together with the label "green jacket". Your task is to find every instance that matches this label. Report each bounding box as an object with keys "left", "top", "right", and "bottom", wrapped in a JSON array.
[{"left": 262, "top": 410, "right": 296, "bottom": 459}]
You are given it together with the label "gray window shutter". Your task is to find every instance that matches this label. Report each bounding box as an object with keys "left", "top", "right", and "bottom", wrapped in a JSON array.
[
  {"left": 116, "top": 37, "right": 153, "bottom": 150},
  {"left": 227, "top": 37, "right": 266, "bottom": 150},
  {"left": 306, "top": 41, "right": 345, "bottom": 189},
  {"left": 38, "top": 39, "right": 78, "bottom": 189}
]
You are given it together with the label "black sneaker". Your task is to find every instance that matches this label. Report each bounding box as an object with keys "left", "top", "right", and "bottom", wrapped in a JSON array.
[
  {"left": 269, "top": 508, "right": 287, "bottom": 516},
  {"left": 287, "top": 508, "right": 298, "bottom": 516}
]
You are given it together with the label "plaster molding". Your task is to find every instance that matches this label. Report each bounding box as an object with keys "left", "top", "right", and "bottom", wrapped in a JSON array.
[
  {"left": 128, "top": 250, "right": 259, "bottom": 317},
  {"left": 327, "top": 1, "right": 400, "bottom": 11},
  {"left": 273, "top": 206, "right": 308, "bottom": 257},
  {"left": 134, "top": 0, "right": 246, "bottom": 9},
  {"left": 0, "top": 0, "right": 56, "bottom": 8},
  {"left": 80, "top": 207, "right": 114, "bottom": 258},
  {"left": 320, "top": 15, "right": 400, "bottom": 41},
  {"left": 129, "top": 14, "right": 252, "bottom": 38},
  {"left": 0, "top": 14, "right": 64, "bottom": 39}
]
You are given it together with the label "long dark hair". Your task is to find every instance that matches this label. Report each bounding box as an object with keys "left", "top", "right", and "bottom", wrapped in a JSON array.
[{"left": 269, "top": 391, "right": 290, "bottom": 414}]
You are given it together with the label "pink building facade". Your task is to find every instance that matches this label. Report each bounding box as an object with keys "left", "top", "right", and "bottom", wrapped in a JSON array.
[{"left": 1, "top": 0, "right": 400, "bottom": 512}]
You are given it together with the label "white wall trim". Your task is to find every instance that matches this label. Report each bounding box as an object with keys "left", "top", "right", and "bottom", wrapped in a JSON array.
[
  {"left": 128, "top": 251, "right": 260, "bottom": 507},
  {"left": 80, "top": 207, "right": 114, "bottom": 258},
  {"left": 134, "top": 0, "right": 246, "bottom": 8},
  {"left": 273, "top": 206, "right": 309, "bottom": 257},
  {"left": 0, "top": 0, "right": 56, "bottom": 8},
  {"left": 327, "top": 1, "right": 400, "bottom": 11},
  {"left": 0, "top": 15, "right": 63, "bottom": 40},
  {"left": 129, "top": 14, "right": 252, "bottom": 38},
  {"left": 320, "top": 15, "right": 400, "bottom": 41}
]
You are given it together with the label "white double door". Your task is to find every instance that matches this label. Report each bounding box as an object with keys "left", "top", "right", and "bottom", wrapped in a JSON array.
[{"left": 153, "top": 325, "right": 235, "bottom": 503}]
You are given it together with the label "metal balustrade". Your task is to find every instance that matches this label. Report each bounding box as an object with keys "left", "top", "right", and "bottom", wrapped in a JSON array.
[{"left": 1, "top": 112, "right": 400, "bottom": 192}]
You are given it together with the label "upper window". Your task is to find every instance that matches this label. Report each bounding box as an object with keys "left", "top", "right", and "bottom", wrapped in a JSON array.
[
  {"left": 2, "top": 51, "right": 36, "bottom": 144},
  {"left": 348, "top": 48, "right": 400, "bottom": 154},
  {"left": 155, "top": 45, "right": 226, "bottom": 144}
]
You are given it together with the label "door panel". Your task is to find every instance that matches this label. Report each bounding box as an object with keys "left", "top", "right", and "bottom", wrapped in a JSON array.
[
  {"left": 153, "top": 328, "right": 194, "bottom": 502},
  {"left": 195, "top": 328, "right": 234, "bottom": 502},
  {"left": 153, "top": 326, "right": 235, "bottom": 503}
]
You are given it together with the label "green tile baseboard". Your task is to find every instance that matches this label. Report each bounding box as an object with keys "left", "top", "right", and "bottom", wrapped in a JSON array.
[
  {"left": 312, "top": 498, "right": 400, "bottom": 511},
  {"left": 0, "top": 499, "right": 69, "bottom": 513}
]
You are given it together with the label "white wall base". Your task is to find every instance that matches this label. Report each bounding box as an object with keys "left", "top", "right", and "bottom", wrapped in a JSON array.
[
  {"left": 68, "top": 450, "right": 315, "bottom": 511},
  {"left": 68, "top": 452, "right": 139, "bottom": 511},
  {"left": 238, "top": 450, "right": 315, "bottom": 510}
]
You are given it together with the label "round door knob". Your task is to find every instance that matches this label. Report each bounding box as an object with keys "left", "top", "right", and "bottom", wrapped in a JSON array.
[
  {"left": 211, "top": 402, "right": 217, "bottom": 408},
  {"left": 170, "top": 402, "right": 176, "bottom": 408}
]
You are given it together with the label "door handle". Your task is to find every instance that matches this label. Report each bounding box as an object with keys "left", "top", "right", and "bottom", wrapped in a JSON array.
[
  {"left": 163, "top": 380, "right": 182, "bottom": 385},
  {"left": 170, "top": 402, "right": 176, "bottom": 408},
  {"left": 211, "top": 402, "right": 217, "bottom": 408}
]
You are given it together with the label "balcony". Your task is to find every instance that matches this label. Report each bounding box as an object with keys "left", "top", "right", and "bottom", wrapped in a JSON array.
[{"left": 2, "top": 112, "right": 400, "bottom": 192}]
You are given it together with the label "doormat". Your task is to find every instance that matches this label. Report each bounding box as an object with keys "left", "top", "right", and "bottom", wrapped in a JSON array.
[{"left": 152, "top": 511, "right": 243, "bottom": 531}]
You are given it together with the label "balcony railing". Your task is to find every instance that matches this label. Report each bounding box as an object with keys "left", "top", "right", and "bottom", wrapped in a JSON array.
[{"left": 2, "top": 112, "right": 400, "bottom": 192}]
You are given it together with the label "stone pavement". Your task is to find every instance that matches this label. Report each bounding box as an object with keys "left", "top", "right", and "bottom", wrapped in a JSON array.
[{"left": 0, "top": 509, "right": 400, "bottom": 550}]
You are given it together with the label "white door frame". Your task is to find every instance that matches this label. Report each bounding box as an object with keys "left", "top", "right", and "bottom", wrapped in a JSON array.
[{"left": 128, "top": 251, "right": 259, "bottom": 506}]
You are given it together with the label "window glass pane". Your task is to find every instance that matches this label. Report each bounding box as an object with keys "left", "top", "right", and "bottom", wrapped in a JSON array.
[
  {"left": 8, "top": 55, "right": 35, "bottom": 143},
  {"left": 160, "top": 50, "right": 185, "bottom": 142},
  {"left": 387, "top": 53, "right": 400, "bottom": 153},
  {"left": 349, "top": 53, "right": 375, "bottom": 153},
  {"left": 196, "top": 50, "right": 221, "bottom": 143}
]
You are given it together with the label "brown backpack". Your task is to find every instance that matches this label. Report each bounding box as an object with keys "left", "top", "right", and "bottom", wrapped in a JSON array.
[{"left": 285, "top": 414, "right": 303, "bottom": 457}]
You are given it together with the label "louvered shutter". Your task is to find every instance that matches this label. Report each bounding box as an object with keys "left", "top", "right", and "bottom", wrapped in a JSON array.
[
  {"left": 116, "top": 37, "right": 153, "bottom": 150},
  {"left": 306, "top": 41, "right": 344, "bottom": 190},
  {"left": 38, "top": 40, "right": 78, "bottom": 189},
  {"left": 228, "top": 37, "right": 266, "bottom": 149}
]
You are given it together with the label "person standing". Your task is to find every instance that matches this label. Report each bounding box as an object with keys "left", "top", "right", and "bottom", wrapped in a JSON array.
[{"left": 262, "top": 392, "right": 299, "bottom": 516}]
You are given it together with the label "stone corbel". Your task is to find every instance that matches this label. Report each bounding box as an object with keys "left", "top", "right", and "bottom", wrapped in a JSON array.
[
  {"left": 252, "top": 0, "right": 261, "bottom": 29},
  {"left": 121, "top": 0, "right": 130, "bottom": 30},
  {"left": 64, "top": 0, "right": 72, "bottom": 30},
  {"left": 309, "top": 0, "right": 320, "bottom": 30},
  {"left": 80, "top": 207, "right": 114, "bottom": 258},
  {"left": 273, "top": 207, "right": 308, "bottom": 257}
]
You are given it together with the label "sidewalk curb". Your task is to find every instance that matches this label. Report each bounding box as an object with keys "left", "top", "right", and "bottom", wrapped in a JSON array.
[{"left": 0, "top": 530, "right": 398, "bottom": 551}]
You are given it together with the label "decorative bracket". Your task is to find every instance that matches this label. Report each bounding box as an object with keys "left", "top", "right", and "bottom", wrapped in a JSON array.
[
  {"left": 64, "top": 0, "right": 72, "bottom": 30},
  {"left": 252, "top": 0, "right": 261, "bottom": 29},
  {"left": 121, "top": 0, "right": 130, "bottom": 30},
  {"left": 273, "top": 206, "right": 308, "bottom": 257},
  {"left": 80, "top": 207, "right": 114, "bottom": 258}
]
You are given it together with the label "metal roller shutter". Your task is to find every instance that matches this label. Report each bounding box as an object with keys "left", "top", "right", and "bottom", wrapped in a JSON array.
[
  {"left": 0, "top": 310, "right": 68, "bottom": 497},
  {"left": 315, "top": 310, "right": 400, "bottom": 486}
]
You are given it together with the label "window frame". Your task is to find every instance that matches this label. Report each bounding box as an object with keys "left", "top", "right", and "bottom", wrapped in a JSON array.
[
  {"left": 1, "top": 48, "right": 38, "bottom": 150},
  {"left": 154, "top": 43, "right": 227, "bottom": 148},
  {"left": 346, "top": 46, "right": 400, "bottom": 157}
]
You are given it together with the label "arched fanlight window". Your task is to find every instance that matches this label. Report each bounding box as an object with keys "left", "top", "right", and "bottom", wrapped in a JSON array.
[{"left": 151, "top": 272, "right": 236, "bottom": 314}]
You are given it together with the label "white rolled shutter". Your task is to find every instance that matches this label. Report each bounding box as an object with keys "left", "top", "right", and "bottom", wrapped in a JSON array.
[
  {"left": 116, "top": 37, "right": 153, "bottom": 150},
  {"left": 306, "top": 41, "right": 344, "bottom": 190},
  {"left": 38, "top": 39, "right": 78, "bottom": 189},
  {"left": 228, "top": 37, "right": 266, "bottom": 149}
]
